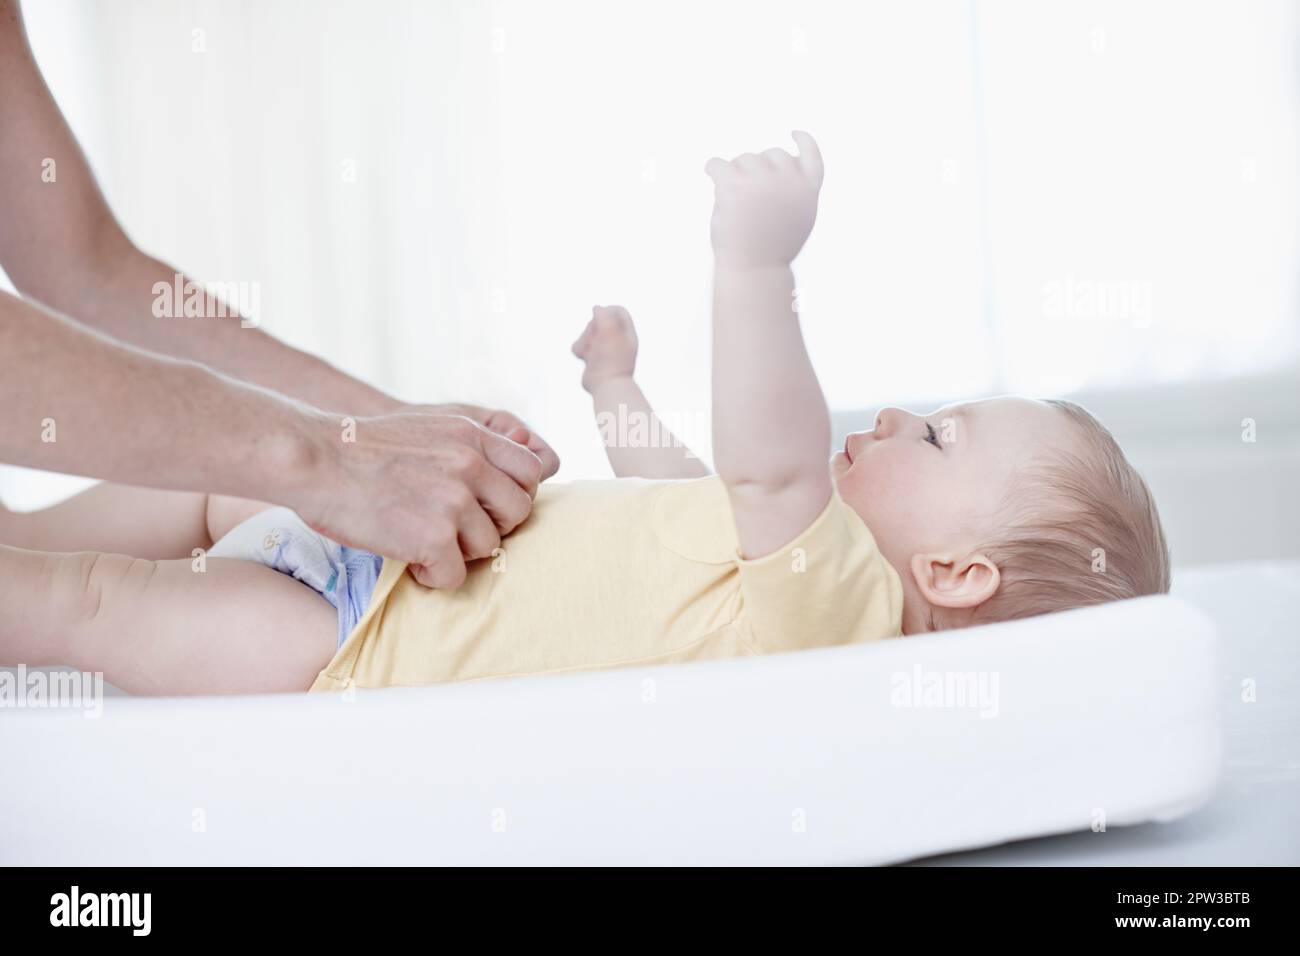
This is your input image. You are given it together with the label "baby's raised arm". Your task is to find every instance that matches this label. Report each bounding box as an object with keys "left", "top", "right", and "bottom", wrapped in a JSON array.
[
  {"left": 706, "top": 132, "right": 832, "bottom": 557},
  {"left": 572, "top": 305, "right": 711, "bottom": 479}
]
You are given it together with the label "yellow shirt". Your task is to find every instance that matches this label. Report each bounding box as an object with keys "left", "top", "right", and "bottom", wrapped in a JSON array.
[{"left": 309, "top": 476, "right": 903, "bottom": 692}]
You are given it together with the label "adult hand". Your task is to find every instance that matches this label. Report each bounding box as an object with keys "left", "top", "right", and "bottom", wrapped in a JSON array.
[
  {"left": 405, "top": 402, "right": 561, "bottom": 481},
  {"left": 295, "top": 411, "right": 548, "bottom": 588}
]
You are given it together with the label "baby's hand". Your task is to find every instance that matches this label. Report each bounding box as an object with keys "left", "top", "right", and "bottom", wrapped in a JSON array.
[
  {"left": 705, "top": 130, "right": 824, "bottom": 269},
  {"left": 571, "top": 305, "right": 638, "bottom": 393}
]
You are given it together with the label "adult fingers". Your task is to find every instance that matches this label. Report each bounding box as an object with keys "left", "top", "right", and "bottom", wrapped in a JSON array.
[
  {"left": 409, "top": 550, "right": 468, "bottom": 589},
  {"left": 455, "top": 497, "right": 503, "bottom": 563},
  {"left": 523, "top": 430, "right": 561, "bottom": 480},
  {"left": 477, "top": 427, "right": 543, "bottom": 499},
  {"left": 481, "top": 411, "right": 560, "bottom": 481},
  {"left": 503, "top": 425, "right": 549, "bottom": 467},
  {"left": 471, "top": 440, "right": 539, "bottom": 532}
]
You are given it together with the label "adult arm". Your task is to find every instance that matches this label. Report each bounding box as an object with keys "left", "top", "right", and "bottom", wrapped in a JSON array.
[
  {"left": 0, "top": 0, "right": 396, "bottom": 415},
  {"left": 0, "top": 290, "right": 545, "bottom": 588}
]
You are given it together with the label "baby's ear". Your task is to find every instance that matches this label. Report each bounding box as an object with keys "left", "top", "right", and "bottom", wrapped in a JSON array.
[{"left": 908, "top": 552, "right": 1000, "bottom": 610}]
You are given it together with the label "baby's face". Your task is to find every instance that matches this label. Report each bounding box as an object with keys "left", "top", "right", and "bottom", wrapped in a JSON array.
[{"left": 832, "top": 397, "right": 1070, "bottom": 578}]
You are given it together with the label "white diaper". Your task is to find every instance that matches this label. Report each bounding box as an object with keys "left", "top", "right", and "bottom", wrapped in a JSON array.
[
  {"left": 208, "top": 507, "right": 343, "bottom": 595},
  {"left": 208, "top": 507, "right": 385, "bottom": 650}
]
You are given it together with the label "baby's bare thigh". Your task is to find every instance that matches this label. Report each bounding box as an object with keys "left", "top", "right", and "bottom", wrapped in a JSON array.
[{"left": 77, "top": 554, "right": 338, "bottom": 695}]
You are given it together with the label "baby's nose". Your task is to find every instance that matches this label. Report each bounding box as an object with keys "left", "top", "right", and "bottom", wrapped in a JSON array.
[{"left": 872, "top": 406, "right": 906, "bottom": 438}]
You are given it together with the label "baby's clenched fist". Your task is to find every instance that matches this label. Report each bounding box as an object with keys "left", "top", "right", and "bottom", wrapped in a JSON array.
[
  {"left": 705, "top": 130, "right": 825, "bottom": 269},
  {"left": 571, "top": 305, "right": 639, "bottom": 393}
]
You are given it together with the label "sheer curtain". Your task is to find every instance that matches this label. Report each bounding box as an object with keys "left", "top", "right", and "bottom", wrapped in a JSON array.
[{"left": 4, "top": 0, "right": 1296, "bottom": 499}]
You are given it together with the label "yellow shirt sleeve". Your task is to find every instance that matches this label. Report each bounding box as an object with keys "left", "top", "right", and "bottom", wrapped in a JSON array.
[{"left": 734, "top": 491, "right": 904, "bottom": 654}]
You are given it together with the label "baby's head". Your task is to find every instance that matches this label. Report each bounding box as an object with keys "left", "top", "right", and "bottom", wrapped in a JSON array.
[{"left": 832, "top": 397, "right": 1169, "bottom": 633}]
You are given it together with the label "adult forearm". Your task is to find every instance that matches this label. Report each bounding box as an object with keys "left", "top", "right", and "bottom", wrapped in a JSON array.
[
  {"left": 33, "top": 240, "right": 400, "bottom": 416},
  {"left": 710, "top": 264, "right": 831, "bottom": 490},
  {"left": 0, "top": 0, "right": 396, "bottom": 417},
  {"left": 0, "top": 290, "right": 328, "bottom": 505}
]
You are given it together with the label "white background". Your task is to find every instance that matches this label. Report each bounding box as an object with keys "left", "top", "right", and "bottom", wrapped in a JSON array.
[{"left": 2, "top": 0, "right": 1297, "bottom": 560}]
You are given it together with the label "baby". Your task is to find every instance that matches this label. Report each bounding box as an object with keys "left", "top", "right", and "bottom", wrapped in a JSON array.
[{"left": 0, "top": 132, "right": 1169, "bottom": 695}]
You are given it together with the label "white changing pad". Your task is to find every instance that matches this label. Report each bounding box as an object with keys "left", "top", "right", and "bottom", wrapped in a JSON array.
[{"left": 0, "top": 594, "right": 1219, "bottom": 865}]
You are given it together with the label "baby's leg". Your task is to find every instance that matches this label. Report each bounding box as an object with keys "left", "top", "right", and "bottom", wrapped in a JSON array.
[
  {"left": 0, "top": 544, "right": 336, "bottom": 695},
  {"left": 0, "top": 484, "right": 211, "bottom": 557},
  {"left": 0, "top": 483, "right": 272, "bottom": 560},
  {"left": 205, "top": 494, "right": 276, "bottom": 541}
]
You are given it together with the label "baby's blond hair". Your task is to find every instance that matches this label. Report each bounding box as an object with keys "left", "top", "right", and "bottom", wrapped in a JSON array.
[{"left": 969, "top": 399, "right": 1170, "bottom": 625}]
